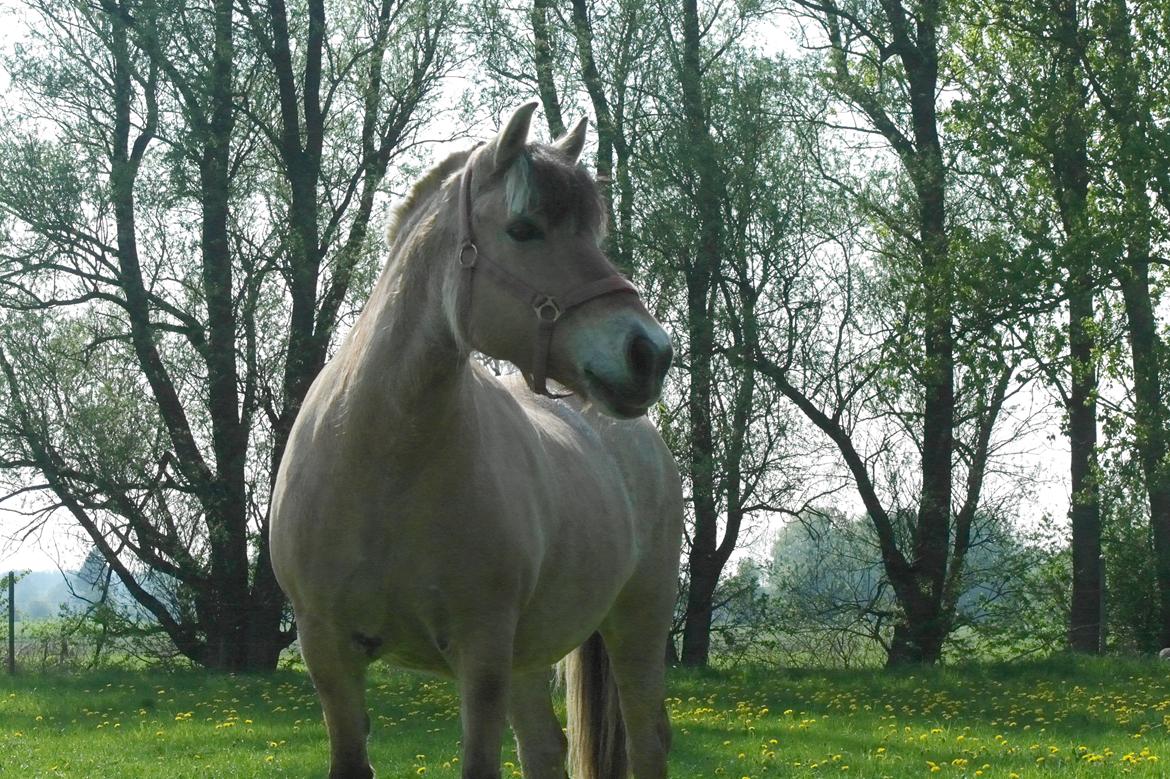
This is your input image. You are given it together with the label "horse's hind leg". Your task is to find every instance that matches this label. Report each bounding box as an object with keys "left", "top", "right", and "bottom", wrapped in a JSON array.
[
  {"left": 508, "top": 667, "right": 568, "bottom": 779},
  {"left": 603, "top": 641, "right": 670, "bottom": 779},
  {"left": 601, "top": 585, "right": 675, "bottom": 778},
  {"left": 299, "top": 617, "right": 374, "bottom": 779}
]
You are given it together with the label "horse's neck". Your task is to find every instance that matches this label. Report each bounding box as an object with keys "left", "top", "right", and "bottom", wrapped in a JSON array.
[{"left": 335, "top": 232, "right": 469, "bottom": 444}]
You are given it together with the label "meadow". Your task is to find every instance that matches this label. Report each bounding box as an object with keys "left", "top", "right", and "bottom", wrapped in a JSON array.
[{"left": 1, "top": 655, "right": 1167, "bottom": 777}]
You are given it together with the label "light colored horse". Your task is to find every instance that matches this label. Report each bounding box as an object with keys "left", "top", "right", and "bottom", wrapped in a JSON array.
[{"left": 270, "top": 102, "right": 683, "bottom": 779}]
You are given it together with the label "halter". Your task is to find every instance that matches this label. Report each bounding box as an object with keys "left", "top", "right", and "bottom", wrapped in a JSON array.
[{"left": 456, "top": 153, "right": 638, "bottom": 397}]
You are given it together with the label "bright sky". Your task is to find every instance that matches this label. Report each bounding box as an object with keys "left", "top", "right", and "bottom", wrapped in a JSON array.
[{"left": 0, "top": 507, "right": 88, "bottom": 572}]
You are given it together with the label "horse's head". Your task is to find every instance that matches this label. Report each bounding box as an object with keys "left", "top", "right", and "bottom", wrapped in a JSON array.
[{"left": 456, "top": 102, "right": 673, "bottom": 418}]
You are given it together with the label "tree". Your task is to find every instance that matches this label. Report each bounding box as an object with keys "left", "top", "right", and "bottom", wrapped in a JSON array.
[
  {"left": 669, "top": 0, "right": 735, "bottom": 667},
  {"left": 472, "top": 0, "right": 802, "bottom": 666},
  {"left": 1050, "top": 0, "right": 1103, "bottom": 654},
  {"left": 642, "top": 3, "right": 808, "bottom": 667},
  {"left": 757, "top": 0, "right": 1029, "bottom": 665},
  {"left": 767, "top": 511, "right": 897, "bottom": 667},
  {"left": 952, "top": 0, "right": 1104, "bottom": 652},
  {"left": 0, "top": 0, "right": 453, "bottom": 670},
  {"left": 475, "top": 0, "right": 655, "bottom": 272},
  {"left": 1100, "top": 455, "right": 1161, "bottom": 652},
  {"left": 1079, "top": 0, "right": 1170, "bottom": 648}
]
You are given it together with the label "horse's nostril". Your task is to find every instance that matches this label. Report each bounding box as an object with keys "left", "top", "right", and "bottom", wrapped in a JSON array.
[
  {"left": 627, "top": 331, "right": 672, "bottom": 386},
  {"left": 628, "top": 333, "right": 655, "bottom": 379}
]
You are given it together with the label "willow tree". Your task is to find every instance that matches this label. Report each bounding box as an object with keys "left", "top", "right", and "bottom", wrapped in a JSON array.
[
  {"left": 760, "top": 0, "right": 1026, "bottom": 665},
  {"left": 470, "top": 0, "right": 802, "bottom": 666},
  {"left": 0, "top": 0, "right": 453, "bottom": 670},
  {"left": 1081, "top": 0, "right": 1170, "bottom": 649}
]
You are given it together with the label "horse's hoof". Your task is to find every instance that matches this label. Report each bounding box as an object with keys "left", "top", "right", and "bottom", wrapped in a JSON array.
[{"left": 328, "top": 767, "right": 373, "bottom": 779}]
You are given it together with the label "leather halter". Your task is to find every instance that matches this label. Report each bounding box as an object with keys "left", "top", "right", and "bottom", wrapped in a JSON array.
[{"left": 456, "top": 153, "right": 638, "bottom": 397}]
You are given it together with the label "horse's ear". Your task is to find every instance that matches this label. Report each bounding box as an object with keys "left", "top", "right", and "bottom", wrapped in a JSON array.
[
  {"left": 552, "top": 116, "right": 589, "bottom": 163},
  {"left": 492, "top": 101, "right": 540, "bottom": 172}
]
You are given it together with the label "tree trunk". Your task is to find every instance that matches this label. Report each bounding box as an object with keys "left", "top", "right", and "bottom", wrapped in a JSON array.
[
  {"left": 676, "top": 0, "right": 726, "bottom": 667},
  {"left": 1121, "top": 259, "right": 1170, "bottom": 647},
  {"left": 531, "top": 0, "right": 566, "bottom": 138},
  {"left": 1067, "top": 282, "right": 1102, "bottom": 652},
  {"left": 679, "top": 252, "right": 717, "bottom": 666},
  {"left": 899, "top": 0, "right": 954, "bottom": 664},
  {"left": 197, "top": 0, "right": 264, "bottom": 674},
  {"left": 1047, "top": 0, "right": 1102, "bottom": 653},
  {"left": 907, "top": 14, "right": 954, "bottom": 626},
  {"left": 887, "top": 602, "right": 947, "bottom": 666},
  {"left": 680, "top": 554, "right": 716, "bottom": 666},
  {"left": 570, "top": 0, "right": 618, "bottom": 249}
]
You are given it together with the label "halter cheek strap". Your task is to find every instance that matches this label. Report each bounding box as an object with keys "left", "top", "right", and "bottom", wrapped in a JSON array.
[{"left": 456, "top": 155, "right": 638, "bottom": 397}]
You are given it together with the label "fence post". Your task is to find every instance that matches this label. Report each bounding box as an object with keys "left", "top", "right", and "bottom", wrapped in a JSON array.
[{"left": 7, "top": 571, "right": 14, "bottom": 675}]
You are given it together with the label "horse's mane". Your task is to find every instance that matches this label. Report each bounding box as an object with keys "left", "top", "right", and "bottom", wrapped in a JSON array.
[
  {"left": 384, "top": 147, "right": 475, "bottom": 249},
  {"left": 331, "top": 149, "right": 475, "bottom": 401}
]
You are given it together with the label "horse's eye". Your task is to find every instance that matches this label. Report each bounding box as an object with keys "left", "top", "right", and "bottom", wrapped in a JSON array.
[{"left": 506, "top": 219, "right": 544, "bottom": 242}]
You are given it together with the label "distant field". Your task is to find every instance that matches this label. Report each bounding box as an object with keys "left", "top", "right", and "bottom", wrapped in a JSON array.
[{"left": 1, "top": 655, "right": 1168, "bottom": 777}]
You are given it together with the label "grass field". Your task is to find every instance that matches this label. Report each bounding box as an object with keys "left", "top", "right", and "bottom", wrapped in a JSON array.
[{"left": 1, "top": 655, "right": 1168, "bottom": 777}]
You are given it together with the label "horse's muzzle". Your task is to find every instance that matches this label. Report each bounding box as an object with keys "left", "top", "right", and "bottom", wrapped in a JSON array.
[{"left": 583, "top": 323, "right": 673, "bottom": 418}]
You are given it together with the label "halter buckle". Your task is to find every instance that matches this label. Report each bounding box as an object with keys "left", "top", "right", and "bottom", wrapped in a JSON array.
[
  {"left": 533, "top": 296, "right": 562, "bottom": 323},
  {"left": 458, "top": 242, "right": 478, "bottom": 269}
]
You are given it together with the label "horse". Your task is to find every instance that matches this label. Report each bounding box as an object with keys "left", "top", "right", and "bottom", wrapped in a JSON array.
[{"left": 269, "top": 101, "right": 683, "bottom": 779}]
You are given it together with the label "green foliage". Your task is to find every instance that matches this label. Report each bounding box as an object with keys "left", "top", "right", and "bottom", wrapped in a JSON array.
[
  {"left": 0, "top": 0, "right": 456, "bottom": 668},
  {"left": 764, "top": 512, "right": 896, "bottom": 666},
  {"left": 12, "top": 605, "right": 182, "bottom": 672},
  {"left": 954, "top": 538, "right": 1071, "bottom": 662},
  {"left": 1102, "top": 459, "right": 1162, "bottom": 654}
]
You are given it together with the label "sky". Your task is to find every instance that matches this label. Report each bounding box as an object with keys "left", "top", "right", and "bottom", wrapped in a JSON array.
[{"left": 0, "top": 507, "right": 88, "bottom": 572}]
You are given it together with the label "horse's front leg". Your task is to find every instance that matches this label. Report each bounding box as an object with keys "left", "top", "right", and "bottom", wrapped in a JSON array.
[
  {"left": 298, "top": 616, "right": 374, "bottom": 779},
  {"left": 456, "top": 640, "right": 514, "bottom": 779}
]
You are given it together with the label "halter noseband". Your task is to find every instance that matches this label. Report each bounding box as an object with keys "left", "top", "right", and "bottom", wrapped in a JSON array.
[{"left": 456, "top": 152, "right": 638, "bottom": 397}]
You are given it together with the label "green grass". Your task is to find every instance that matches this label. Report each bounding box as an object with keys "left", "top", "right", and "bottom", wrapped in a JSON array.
[{"left": 1, "top": 655, "right": 1167, "bottom": 777}]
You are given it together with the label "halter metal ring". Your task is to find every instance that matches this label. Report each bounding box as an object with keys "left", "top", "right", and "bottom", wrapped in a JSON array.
[
  {"left": 533, "top": 296, "right": 561, "bottom": 322},
  {"left": 458, "top": 242, "right": 479, "bottom": 268}
]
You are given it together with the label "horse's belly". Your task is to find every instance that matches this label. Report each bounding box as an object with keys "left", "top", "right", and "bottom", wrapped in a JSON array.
[
  {"left": 319, "top": 504, "right": 637, "bottom": 674},
  {"left": 511, "top": 592, "right": 621, "bottom": 669}
]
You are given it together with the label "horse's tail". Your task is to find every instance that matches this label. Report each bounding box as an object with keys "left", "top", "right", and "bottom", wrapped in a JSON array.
[{"left": 565, "top": 631, "right": 628, "bottom": 779}]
